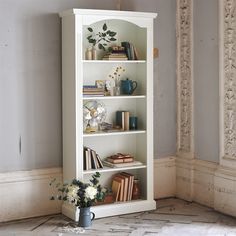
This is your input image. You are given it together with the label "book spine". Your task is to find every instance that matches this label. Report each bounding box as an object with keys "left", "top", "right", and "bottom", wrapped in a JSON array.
[
  {"left": 116, "top": 111, "right": 125, "bottom": 130},
  {"left": 96, "top": 154, "right": 104, "bottom": 168},
  {"left": 124, "top": 111, "right": 130, "bottom": 131},
  {"left": 121, "top": 42, "right": 132, "bottom": 60}
]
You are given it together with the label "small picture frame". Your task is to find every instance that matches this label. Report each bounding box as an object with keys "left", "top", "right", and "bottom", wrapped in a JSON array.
[{"left": 95, "top": 80, "right": 105, "bottom": 89}]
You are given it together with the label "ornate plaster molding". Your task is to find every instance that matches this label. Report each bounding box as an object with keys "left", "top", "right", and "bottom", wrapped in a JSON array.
[
  {"left": 222, "top": 0, "right": 236, "bottom": 160},
  {"left": 176, "top": 0, "right": 193, "bottom": 155}
]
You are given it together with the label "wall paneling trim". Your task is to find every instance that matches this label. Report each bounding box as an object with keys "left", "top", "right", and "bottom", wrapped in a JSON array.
[
  {"left": 176, "top": 0, "right": 194, "bottom": 157},
  {"left": 220, "top": 0, "right": 236, "bottom": 168}
]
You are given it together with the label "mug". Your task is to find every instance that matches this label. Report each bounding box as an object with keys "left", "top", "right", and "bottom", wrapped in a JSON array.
[
  {"left": 129, "top": 116, "right": 138, "bottom": 130},
  {"left": 121, "top": 79, "right": 138, "bottom": 95}
]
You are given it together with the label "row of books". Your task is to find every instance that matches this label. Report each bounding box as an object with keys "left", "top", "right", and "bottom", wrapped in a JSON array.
[
  {"left": 83, "top": 147, "right": 104, "bottom": 170},
  {"left": 111, "top": 172, "right": 135, "bottom": 202},
  {"left": 116, "top": 111, "right": 130, "bottom": 131},
  {"left": 121, "top": 42, "right": 139, "bottom": 60},
  {"left": 83, "top": 85, "right": 105, "bottom": 97}
]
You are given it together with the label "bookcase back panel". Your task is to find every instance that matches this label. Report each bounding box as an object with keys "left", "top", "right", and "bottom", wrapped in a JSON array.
[
  {"left": 82, "top": 19, "right": 147, "bottom": 60},
  {"left": 83, "top": 134, "right": 146, "bottom": 161},
  {"left": 83, "top": 63, "right": 147, "bottom": 96},
  {"left": 82, "top": 99, "right": 146, "bottom": 130}
]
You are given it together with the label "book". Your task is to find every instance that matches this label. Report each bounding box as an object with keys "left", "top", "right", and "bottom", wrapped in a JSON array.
[
  {"left": 102, "top": 160, "right": 143, "bottom": 168},
  {"left": 120, "top": 172, "right": 134, "bottom": 201},
  {"left": 107, "top": 156, "right": 134, "bottom": 164},
  {"left": 102, "top": 52, "right": 128, "bottom": 61},
  {"left": 116, "top": 111, "right": 125, "bottom": 130},
  {"left": 106, "top": 153, "right": 134, "bottom": 163},
  {"left": 130, "top": 44, "right": 135, "bottom": 60},
  {"left": 96, "top": 154, "right": 104, "bottom": 168},
  {"left": 83, "top": 148, "right": 87, "bottom": 170},
  {"left": 133, "top": 46, "right": 140, "bottom": 60},
  {"left": 85, "top": 149, "right": 91, "bottom": 170},
  {"left": 91, "top": 150, "right": 98, "bottom": 169},
  {"left": 121, "top": 42, "right": 132, "bottom": 60},
  {"left": 113, "top": 175, "right": 124, "bottom": 201},
  {"left": 116, "top": 173, "right": 129, "bottom": 201},
  {"left": 124, "top": 111, "right": 130, "bottom": 131},
  {"left": 111, "top": 179, "right": 121, "bottom": 202}
]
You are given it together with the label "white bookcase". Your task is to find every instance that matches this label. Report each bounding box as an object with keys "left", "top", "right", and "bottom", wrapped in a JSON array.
[{"left": 59, "top": 9, "right": 157, "bottom": 220}]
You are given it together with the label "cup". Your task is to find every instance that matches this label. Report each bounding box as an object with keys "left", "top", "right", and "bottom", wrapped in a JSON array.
[{"left": 129, "top": 116, "right": 138, "bottom": 130}]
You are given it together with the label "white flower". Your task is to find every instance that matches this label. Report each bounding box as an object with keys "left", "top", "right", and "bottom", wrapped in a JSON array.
[
  {"left": 67, "top": 185, "right": 79, "bottom": 203},
  {"left": 85, "top": 186, "right": 97, "bottom": 200}
]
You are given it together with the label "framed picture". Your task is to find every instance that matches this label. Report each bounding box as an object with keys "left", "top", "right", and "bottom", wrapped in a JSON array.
[{"left": 95, "top": 80, "right": 105, "bottom": 89}]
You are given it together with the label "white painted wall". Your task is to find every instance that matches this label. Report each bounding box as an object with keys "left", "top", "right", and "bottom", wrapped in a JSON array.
[
  {"left": 0, "top": 0, "right": 177, "bottom": 172},
  {"left": 193, "top": 0, "right": 219, "bottom": 162}
]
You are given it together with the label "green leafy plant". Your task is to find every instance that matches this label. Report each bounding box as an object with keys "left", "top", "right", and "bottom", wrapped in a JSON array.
[
  {"left": 87, "top": 23, "right": 117, "bottom": 51},
  {"left": 50, "top": 172, "right": 107, "bottom": 208}
]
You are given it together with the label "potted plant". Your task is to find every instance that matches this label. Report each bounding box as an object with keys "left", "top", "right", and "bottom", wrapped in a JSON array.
[{"left": 87, "top": 23, "right": 117, "bottom": 51}]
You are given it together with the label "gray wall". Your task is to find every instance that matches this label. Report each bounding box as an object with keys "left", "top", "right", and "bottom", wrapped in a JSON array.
[
  {"left": 123, "top": 0, "right": 177, "bottom": 158},
  {"left": 0, "top": 0, "right": 117, "bottom": 172},
  {"left": 193, "top": 0, "right": 219, "bottom": 162},
  {"left": 0, "top": 0, "right": 176, "bottom": 172}
]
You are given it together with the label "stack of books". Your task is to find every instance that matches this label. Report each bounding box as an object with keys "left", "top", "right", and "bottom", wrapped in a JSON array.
[
  {"left": 107, "top": 153, "right": 134, "bottom": 163},
  {"left": 83, "top": 147, "right": 104, "bottom": 170},
  {"left": 103, "top": 153, "right": 143, "bottom": 168},
  {"left": 121, "top": 42, "right": 139, "bottom": 60},
  {"left": 111, "top": 172, "right": 135, "bottom": 202},
  {"left": 83, "top": 85, "right": 105, "bottom": 97},
  {"left": 102, "top": 45, "right": 128, "bottom": 61},
  {"left": 116, "top": 110, "right": 130, "bottom": 131}
]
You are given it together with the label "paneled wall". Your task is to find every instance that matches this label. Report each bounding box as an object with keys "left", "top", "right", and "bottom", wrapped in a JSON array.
[{"left": 193, "top": 0, "right": 219, "bottom": 163}]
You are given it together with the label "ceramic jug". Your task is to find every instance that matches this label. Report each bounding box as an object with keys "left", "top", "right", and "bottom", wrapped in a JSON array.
[
  {"left": 78, "top": 207, "right": 95, "bottom": 228},
  {"left": 121, "top": 79, "right": 138, "bottom": 95}
]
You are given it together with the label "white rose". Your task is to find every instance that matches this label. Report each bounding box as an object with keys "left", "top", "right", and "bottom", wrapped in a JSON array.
[
  {"left": 67, "top": 185, "right": 79, "bottom": 203},
  {"left": 85, "top": 186, "right": 97, "bottom": 200}
]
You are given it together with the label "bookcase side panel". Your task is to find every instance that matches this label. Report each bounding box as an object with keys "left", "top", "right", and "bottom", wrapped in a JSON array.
[{"left": 62, "top": 15, "right": 77, "bottom": 182}]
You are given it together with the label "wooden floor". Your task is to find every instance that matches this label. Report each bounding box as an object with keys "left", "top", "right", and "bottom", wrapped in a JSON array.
[{"left": 1, "top": 198, "right": 236, "bottom": 235}]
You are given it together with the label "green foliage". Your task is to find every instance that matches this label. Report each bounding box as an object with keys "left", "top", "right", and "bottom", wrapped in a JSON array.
[
  {"left": 50, "top": 172, "right": 107, "bottom": 208},
  {"left": 87, "top": 23, "right": 117, "bottom": 51}
]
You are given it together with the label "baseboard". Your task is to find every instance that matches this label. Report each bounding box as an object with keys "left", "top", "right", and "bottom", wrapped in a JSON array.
[
  {"left": 193, "top": 159, "right": 218, "bottom": 208},
  {"left": 154, "top": 156, "right": 176, "bottom": 199},
  {"left": 214, "top": 166, "right": 236, "bottom": 217},
  {"left": 0, "top": 168, "right": 62, "bottom": 222},
  {"left": 176, "top": 156, "right": 236, "bottom": 217},
  {"left": 2, "top": 159, "right": 236, "bottom": 222}
]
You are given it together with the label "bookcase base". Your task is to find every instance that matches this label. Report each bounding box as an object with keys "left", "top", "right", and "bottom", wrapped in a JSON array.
[{"left": 62, "top": 200, "right": 156, "bottom": 221}]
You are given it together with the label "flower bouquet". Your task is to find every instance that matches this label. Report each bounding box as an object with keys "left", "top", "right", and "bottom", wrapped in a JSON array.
[{"left": 50, "top": 172, "right": 106, "bottom": 208}]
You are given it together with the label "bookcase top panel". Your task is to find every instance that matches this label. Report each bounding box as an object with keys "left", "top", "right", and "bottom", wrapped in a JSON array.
[{"left": 59, "top": 9, "right": 157, "bottom": 19}]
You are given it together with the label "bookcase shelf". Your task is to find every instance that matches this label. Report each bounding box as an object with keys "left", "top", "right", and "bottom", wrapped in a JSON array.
[
  {"left": 83, "top": 95, "right": 146, "bottom": 100},
  {"left": 83, "top": 130, "right": 146, "bottom": 137},
  {"left": 60, "top": 8, "right": 157, "bottom": 221},
  {"left": 83, "top": 164, "right": 147, "bottom": 175},
  {"left": 83, "top": 60, "right": 146, "bottom": 64}
]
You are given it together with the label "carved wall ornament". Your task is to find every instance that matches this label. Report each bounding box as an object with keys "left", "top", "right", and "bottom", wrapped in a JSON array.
[
  {"left": 223, "top": 0, "right": 236, "bottom": 159},
  {"left": 177, "top": 0, "right": 193, "bottom": 153}
]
